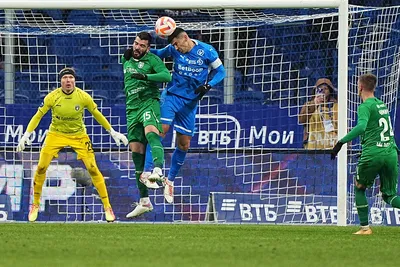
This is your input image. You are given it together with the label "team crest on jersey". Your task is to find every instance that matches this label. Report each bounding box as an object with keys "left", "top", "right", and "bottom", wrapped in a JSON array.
[
  {"left": 75, "top": 105, "right": 80, "bottom": 111},
  {"left": 138, "top": 62, "right": 144, "bottom": 69},
  {"left": 197, "top": 49, "right": 204, "bottom": 56}
]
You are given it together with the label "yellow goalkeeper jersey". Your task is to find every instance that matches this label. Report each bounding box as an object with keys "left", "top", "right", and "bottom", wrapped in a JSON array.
[
  {"left": 39, "top": 87, "right": 97, "bottom": 134},
  {"left": 26, "top": 87, "right": 112, "bottom": 135}
]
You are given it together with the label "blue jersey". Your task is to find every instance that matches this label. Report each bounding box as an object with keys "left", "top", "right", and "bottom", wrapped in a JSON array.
[{"left": 151, "top": 40, "right": 223, "bottom": 100}]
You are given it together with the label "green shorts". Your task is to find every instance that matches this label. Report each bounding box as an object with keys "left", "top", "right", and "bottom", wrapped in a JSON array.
[
  {"left": 356, "top": 150, "right": 399, "bottom": 196},
  {"left": 126, "top": 98, "right": 162, "bottom": 144}
]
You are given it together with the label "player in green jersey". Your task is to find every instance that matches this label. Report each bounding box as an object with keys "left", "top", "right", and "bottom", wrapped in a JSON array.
[
  {"left": 122, "top": 32, "right": 172, "bottom": 218},
  {"left": 331, "top": 73, "right": 400, "bottom": 235}
]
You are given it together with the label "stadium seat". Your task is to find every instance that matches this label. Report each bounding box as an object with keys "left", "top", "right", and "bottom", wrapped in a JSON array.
[
  {"left": 89, "top": 74, "right": 124, "bottom": 104},
  {"left": 234, "top": 90, "right": 264, "bottom": 104},
  {"left": 72, "top": 55, "right": 103, "bottom": 77},
  {"left": 200, "top": 89, "right": 223, "bottom": 105},
  {"left": 14, "top": 74, "right": 40, "bottom": 103},
  {"left": 67, "top": 10, "right": 101, "bottom": 26}
]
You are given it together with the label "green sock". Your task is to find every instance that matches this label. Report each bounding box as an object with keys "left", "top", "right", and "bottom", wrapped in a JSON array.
[
  {"left": 383, "top": 195, "right": 400, "bottom": 209},
  {"left": 355, "top": 187, "right": 369, "bottom": 226},
  {"left": 132, "top": 152, "right": 148, "bottom": 198},
  {"left": 146, "top": 132, "right": 164, "bottom": 169}
]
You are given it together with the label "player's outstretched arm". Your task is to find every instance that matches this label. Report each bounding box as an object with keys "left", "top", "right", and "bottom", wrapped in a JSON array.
[
  {"left": 331, "top": 105, "right": 369, "bottom": 159},
  {"left": 16, "top": 111, "right": 45, "bottom": 152},
  {"left": 90, "top": 108, "right": 128, "bottom": 146},
  {"left": 195, "top": 64, "right": 226, "bottom": 99},
  {"left": 146, "top": 56, "right": 172, "bottom": 83},
  {"left": 150, "top": 45, "right": 172, "bottom": 59},
  {"left": 16, "top": 99, "right": 49, "bottom": 152}
]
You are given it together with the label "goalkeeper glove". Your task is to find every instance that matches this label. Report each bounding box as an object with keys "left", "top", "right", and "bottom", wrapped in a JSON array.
[
  {"left": 108, "top": 128, "right": 128, "bottom": 146},
  {"left": 124, "top": 48, "right": 133, "bottom": 61},
  {"left": 16, "top": 132, "right": 33, "bottom": 152},
  {"left": 131, "top": 73, "right": 147, "bottom": 80},
  {"left": 195, "top": 84, "right": 212, "bottom": 99},
  {"left": 330, "top": 141, "right": 344, "bottom": 160}
]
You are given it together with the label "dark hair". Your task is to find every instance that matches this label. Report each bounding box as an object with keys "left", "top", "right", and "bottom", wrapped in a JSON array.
[
  {"left": 137, "top": 31, "right": 152, "bottom": 45},
  {"left": 359, "top": 73, "right": 377, "bottom": 92},
  {"left": 168, "top": 27, "right": 185, "bottom": 44}
]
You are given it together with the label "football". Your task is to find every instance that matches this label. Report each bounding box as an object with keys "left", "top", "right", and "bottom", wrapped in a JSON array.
[{"left": 155, "top": 16, "right": 176, "bottom": 38}]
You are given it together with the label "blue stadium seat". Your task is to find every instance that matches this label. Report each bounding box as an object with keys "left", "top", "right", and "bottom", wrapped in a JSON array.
[
  {"left": 14, "top": 74, "right": 40, "bottom": 103},
  {"left": 200, "top": 89, "right": 223, "bottom": 105},
  {"left": 90, "top": 74, "right": 124, "bottom": 104},
  {"left": 114, "top": 93, "right": 127, "bottom": 105},
  {"left": 72, "top": 55, "right": 103, "bottom": 77},
  {"left": 234, "top": 90, "right": 264, "bottom": 104},
  {"left": 67, "top": 10, "right": 101, "bottom": 26},
  {"left": 44, "top": 10, "right": 64, "bottom": 21}
]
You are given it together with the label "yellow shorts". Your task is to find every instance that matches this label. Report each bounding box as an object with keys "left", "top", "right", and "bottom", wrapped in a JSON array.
[{"left": 41, "top": 131, "right": 94, "bottom": 160}]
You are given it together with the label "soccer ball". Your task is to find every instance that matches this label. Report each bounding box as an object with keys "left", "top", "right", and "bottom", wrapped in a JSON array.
[{"left": 155, "top": 16, "right": 176, "bottom": 39}]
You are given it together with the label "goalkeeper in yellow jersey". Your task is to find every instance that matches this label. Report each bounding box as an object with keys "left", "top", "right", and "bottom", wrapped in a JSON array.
[{"left": 16, "top": 67, "right": 128, "bottom": 222}]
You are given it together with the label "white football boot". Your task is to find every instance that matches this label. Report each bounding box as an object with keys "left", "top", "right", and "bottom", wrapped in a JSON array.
[
  {"left": 148, "top": 167, "right": 164, "bottom": 183},
  {"left": 139, "top": 171, "right": 160, "bottom": 189},
  {"left": 126, "top": 199, "right": 153, "bottom": 218},
  {"left": 164, "top": 178, "right": 174, "bottom": 204}
]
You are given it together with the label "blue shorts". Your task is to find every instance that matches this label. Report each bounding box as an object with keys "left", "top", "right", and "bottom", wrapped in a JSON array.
[{"left": 160, "top": 91, "right": 198, "bottom": 136}]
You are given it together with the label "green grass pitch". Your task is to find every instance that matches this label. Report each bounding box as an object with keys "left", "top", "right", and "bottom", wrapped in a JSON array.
[{"left": 0, "top": 224, "right": 399, "bottom": 267}]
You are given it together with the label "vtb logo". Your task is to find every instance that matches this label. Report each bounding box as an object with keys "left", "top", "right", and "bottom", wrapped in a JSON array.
[{"left": 221, "top": 199, "right": 237, "bottom": 211}]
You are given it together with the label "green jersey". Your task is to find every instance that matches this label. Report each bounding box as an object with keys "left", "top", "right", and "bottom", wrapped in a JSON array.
[
  {"left": 340, "top": 97, "right": 397, "bottom": 155},
  {"left": 122, "top": 52, "right": 171, "bottom": 109}
]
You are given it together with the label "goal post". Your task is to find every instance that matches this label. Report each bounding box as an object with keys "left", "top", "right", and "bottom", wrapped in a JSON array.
[{"left": 6, "top": 1, "right": 400, "bottom": 226}]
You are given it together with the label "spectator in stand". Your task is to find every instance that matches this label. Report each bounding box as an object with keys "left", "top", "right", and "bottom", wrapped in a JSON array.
[{"left": 298, "top": 78, "right": 338, "bottom": 149}]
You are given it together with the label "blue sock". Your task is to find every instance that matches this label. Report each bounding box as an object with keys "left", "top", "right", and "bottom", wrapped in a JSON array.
[
  {"left": 144, "top": 144, "right": 153, "bottom": 172},
  {"left": 168, "top": 147, "right": 187, "bottom": 182}
]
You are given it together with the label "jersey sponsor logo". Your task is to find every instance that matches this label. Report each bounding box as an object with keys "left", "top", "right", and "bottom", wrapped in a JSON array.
[
  {"left": 127, "top": 86, "right": 146, "bottom": 96},
  {"left": 55, "top": 115, "right": 79, "bottom": 121},
  {"left": 177, "top": 64, "right": 203, "bottom": 73},
  {"left": 125, "top": 67, "right": 137, "bottom": 74},
  {"left": 75, "top": 105, "right": 80, "bottom": 111},
  {"left": 197, "top": 49, "right": 204, "bottom": 56}
]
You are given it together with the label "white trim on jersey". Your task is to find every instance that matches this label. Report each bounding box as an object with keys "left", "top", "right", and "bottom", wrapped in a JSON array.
[
  {"left": 210, "top": 58, "right": 222, "bottom": 69},
  {"left": 174, "top": 124, "right": 192, "bottom": 133},
  {"left": 161, "top": 117, "right": 173, "bottom": 122}
]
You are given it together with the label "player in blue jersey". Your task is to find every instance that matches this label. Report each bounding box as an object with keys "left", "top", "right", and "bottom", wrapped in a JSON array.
[{"left": 142, "top": 27, "right": 225, "bottom": 204}]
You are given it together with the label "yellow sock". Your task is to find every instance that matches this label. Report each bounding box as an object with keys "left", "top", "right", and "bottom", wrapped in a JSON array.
[
  {"left": 92, "top": 176, "right": 111, "bottom": 208},
  {"left": 33, "top": 153, "right": 53, "bottom": 205},
  {"left": 33, "top": 173, "right": 46, "bottom": 205},
  {"left": 82, "top": 157, "right": 111, "bottom": 208}
]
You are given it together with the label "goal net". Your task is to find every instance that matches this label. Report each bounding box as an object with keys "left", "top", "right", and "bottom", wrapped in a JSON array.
[{"left": 0, "top": 5, "right": 399, "bottom": 224}]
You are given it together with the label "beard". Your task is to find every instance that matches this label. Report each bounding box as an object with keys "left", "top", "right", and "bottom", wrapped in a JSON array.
[{"left": 132, "top": 49, "right": 146, "bottom": 59}]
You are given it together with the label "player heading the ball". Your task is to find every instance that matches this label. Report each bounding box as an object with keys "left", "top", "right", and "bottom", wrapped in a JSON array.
[{"left": 142, "top": 26, "right": 226, "bottom": 204}]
